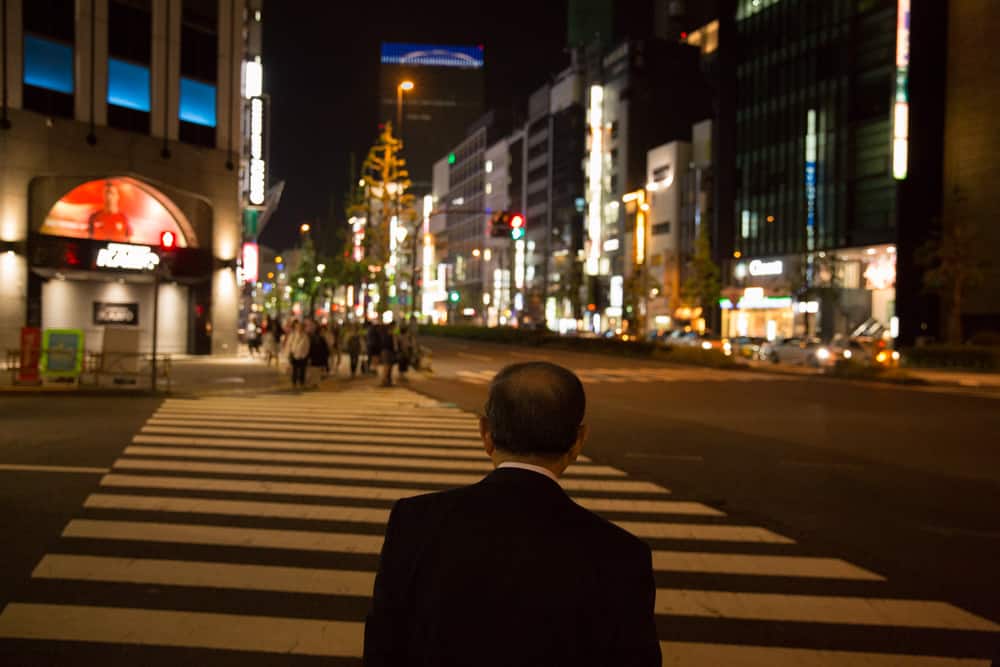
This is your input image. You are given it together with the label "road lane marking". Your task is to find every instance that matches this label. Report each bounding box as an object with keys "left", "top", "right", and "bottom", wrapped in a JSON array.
[
  {"left": 85, "top": 493, "right": 393, "bottom": 524},
  {"left": 0, "top": 603, "right": 364, "bottom": 657},
  {"left": 0, "top": 464, "right": 109, "bottom": 474},
  {"left": 124, "top": 445, "right": 620, "bottom": 477},
  {"left": 113, "top": 458, "right": 485, "bottom": 486},
  {"left": 651, "top": 551, "right": 883, "bottom": 580},
  {"left": 33, "top": 554, "right": 376, "bottom": 597},
  {"left": 130, "top": 434, "right": 594, "bottom": 464},
  {"left": 457, "top": 351, "right": 494, "bottom": 362},
  {"left": 659, "top": 642, "right": 993, "bottom": 667},
  {"left": 62, "top": 519, "right": 384, "bottom": 554},
  {"left": 617, "top": 522, "right": 792, "bottom": 543},
  {"left": 655, "top": 589, "right": 1000, "bottom": 631},
  {"left": 100, "top": 473, "right": 432, "bottom": 501},
  {"left": 140, "top": 425, "right": 483, "bottom": 447},
  {"left": 626, "top": 453, "right": 705, "bottom": 462},
  {"left": 147, "top": 416, "right": 481, "bottom": 434},
  {"left": 152, "top": 407, "right": 475, "bottom": 422},
  {"left": 575, "top": 498, "right": 723, "bottom": 516},
  {"left": 111, "top": 458, "right": 662, "bottom": 493},
  {"left": 125, "top": 446, "right": 495, "bottom": 472},
  {"left": 132, "top": 434, "right": 487, "bottom": 457}
]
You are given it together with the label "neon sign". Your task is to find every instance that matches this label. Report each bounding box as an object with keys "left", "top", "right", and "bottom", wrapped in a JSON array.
[
  {"left": 95, "top": 243, "right": 160, "bottom": 271},
  {"left": 893, "top": 0, "right": 910, "bottom": 180}
]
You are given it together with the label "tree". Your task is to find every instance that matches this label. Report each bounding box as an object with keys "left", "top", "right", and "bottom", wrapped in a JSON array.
[
  {"left": 290, "top": 236, "right": 344, "bottom": 317},
  {"left": 918, "top": 189, "right": 986, "bottom": 344},
  {"left": 347, "top": 123, "right": 419, "bottom": 319},
  {"left": 681, "top": 224, "right": 721, "bottom": 329}
]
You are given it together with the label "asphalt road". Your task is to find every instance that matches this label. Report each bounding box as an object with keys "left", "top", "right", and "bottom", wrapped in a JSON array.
[
  {"left": 413, "top": 338, "right": 1000, "bottom": 625},
  {"left": 0, "top": 347, "right": 996, "bottom": 664}
]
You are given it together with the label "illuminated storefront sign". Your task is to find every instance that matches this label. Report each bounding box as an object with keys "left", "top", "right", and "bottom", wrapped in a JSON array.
[
  {"left": 748, "top": 259, "right": 783, "bottom": 277},
  {"left": 95, "top": 243, "right": 160, "bottom": 271},
  {"left": 586, "top": 85, "right": 604, "bottom": 276},
  {"left": 893, "top": 0, "right": 911, "bottom": 180},
  {"left": 249, "top": 96, "right": 267, "bottom": 206},
  {"left": 719, "top": 295, "right": 793, "bottom": 310},
  {"left": 243, "top": 59, "right": 262, "bottom": 99},
  {"left": 864, "top": 254, "right": 897, "bottom": 290},
  {"left": 242, "top": 242, "right": 259, "bottom": 284}
]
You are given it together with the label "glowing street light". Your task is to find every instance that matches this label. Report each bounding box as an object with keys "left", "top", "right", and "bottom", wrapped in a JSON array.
[
  {"left": 299, "top": 223, "right": 311, "bottom": 234},
  {"left": 397, "top": 80, "right": 415, "bottom": 136}
]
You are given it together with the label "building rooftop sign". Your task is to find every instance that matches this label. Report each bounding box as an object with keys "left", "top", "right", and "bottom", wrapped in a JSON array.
[{"left": 381, "top": 43, "right": 484, "bottom": 69}]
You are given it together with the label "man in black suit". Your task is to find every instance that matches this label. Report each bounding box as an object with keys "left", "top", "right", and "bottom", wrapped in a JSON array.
[{"left": 364, "top": 362, "right": 661, "bottom": 666}]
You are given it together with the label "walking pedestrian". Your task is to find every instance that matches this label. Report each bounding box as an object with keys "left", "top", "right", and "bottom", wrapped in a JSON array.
[
  {"left": 365, "top": 320, "right": 380, "bottom": 376},
  {"left": 397, "top": 321, "right": 412, "bottom": 376},
  {"left": 328, "top": 321, "right": 342, "bottom": 376},
  {"left": 308, "top": 324, "right": 331, "bottom": 387},
  {"left": 364, "top": 362, "right": 660, "bottom": 666},
  {"left": 286, "top": 320, "right": 310, "bottom": 388},
  {"left": 378, "top": 320, "right": 399, "bottom": 387},
  {"left": 345, "top": 322, "right": 362, "bottom": 378}
]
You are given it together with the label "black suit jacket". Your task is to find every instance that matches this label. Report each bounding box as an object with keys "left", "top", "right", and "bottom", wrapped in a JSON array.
[{"left": 364, "top": 467, "right": 661, "bottom": 666}]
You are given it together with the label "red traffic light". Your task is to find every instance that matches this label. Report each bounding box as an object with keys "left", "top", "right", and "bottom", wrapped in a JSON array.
[
  {"left": 510, "top": 214, "right": 524, "bottom": 229},
  {"left": 160, "top": 230, "right": 176, "bottom": 249}
]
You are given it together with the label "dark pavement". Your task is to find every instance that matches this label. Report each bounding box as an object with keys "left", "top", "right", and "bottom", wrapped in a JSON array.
[{"left": 0, "top": 345, "right": 996, "bottom": 664}]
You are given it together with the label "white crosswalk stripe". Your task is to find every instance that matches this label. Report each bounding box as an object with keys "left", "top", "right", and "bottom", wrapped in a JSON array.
[
  {"left": 456, "top": 367, "right": 797, "bottom": 385},
  {"left": 0, "top": 387, "right": 995, "bottom": 667}
]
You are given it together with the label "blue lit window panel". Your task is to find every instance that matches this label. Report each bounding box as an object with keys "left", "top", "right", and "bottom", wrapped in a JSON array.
[
  {"left": 380, "top": 42, "right": 484, "bottom": 68},
  {"left": 179, "top": 77, "right": 216, "bottom": 127},
  {"left": 107, "top": 58, "right": 151, "bottom": 112},
  {"left": 23, "top": 35, "right": 74, "bottom": 94}
]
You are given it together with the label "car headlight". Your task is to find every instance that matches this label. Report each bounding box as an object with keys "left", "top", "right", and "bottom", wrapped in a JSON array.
[
  {"left": 816, "top": 347, "right": 831, "bottom": 361},
  {"left": 876, "top": 350, "right": 889, "bottom": 363},
  {"left": 891, "top": 350, "right": 900, "bottom": 361},
  {"left": 843, "top": 349, "right": 853, "bottom": 359},
  {"left": 701, "top": 341, "right": 713, "bottom": 350},
  {"left": 722, "top": 342, "right": 732, "bottom": 356}
]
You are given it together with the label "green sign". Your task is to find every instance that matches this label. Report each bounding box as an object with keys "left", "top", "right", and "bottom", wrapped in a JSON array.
[{"left": 41, "top": 329, "right": 85, "bottom": 378}]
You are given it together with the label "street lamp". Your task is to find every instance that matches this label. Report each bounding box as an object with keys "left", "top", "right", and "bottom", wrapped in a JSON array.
[
  {"left": 299, "top": 223, "right": 311, "bottom": 234},
  {"left": 397, "top": 80, "right": 414, "bottom": 137}
]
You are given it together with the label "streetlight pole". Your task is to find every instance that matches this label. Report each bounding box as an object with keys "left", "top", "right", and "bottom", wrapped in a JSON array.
[{"left": 396, "top": 80, "right": 413, "bottom": 141}]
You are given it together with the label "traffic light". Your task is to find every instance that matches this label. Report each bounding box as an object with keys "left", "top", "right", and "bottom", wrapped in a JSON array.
[
  {"left": 489, "top": 211, "right": 525, "bottom": 239},
  {"left": 160, "top": 230, "right": 177, "bottom": 250},
  {"left": 510, "top": 214, "right": 525, "bottom": 240},
  {"left": 448, "top": 290, "right": 460, "bottom": 303}
]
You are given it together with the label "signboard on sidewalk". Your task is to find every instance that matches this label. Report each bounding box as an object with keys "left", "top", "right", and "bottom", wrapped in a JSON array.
[
  {"left": 17, "top": 327, "right": 42, "bottom": 384},
  {"left": 41, "top": 329, "right": 85, "bottom": 380}
]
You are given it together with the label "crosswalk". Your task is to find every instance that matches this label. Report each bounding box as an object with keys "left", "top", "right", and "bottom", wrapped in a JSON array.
[
  {"left": 456, "top": 366, "right": 795, "bottom": 385},
  {"left": 1, "top": 388, "right": 996, "bottom": 665}
]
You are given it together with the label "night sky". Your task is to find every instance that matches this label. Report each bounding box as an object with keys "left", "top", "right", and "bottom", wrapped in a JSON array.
[{"left": 260, "top": 0, "right": 569, "bottom": 252}]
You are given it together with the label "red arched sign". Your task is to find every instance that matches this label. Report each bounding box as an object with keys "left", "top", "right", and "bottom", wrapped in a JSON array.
[{"left": 39, "top": 177, "right": 191, "bottom": 247}]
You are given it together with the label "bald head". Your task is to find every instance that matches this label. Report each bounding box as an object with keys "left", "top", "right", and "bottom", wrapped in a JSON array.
[{"left": 484, "top": 362, "right": 586, "bottom": 458}]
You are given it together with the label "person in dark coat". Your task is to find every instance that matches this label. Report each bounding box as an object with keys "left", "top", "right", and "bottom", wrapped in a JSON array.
[
  {"left": 306, "top": 323, "right": 330, "bottom": 387},
  {"left": 363, "top": 362, "right": 661, "bottom": 667}
]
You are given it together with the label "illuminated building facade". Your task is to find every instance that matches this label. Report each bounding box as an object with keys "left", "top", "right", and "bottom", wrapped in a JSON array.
[
  {"left": 725, "top": 0, "right": 948, "bottom": 344},
  {"left": 0, "top": 0, "right": 257, "bottom": 357},
  {"left": 378, "top": 43, "right": 485, "bottom": 193}
]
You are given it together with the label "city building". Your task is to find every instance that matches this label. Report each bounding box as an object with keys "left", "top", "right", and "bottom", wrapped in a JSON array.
[
  {"left": 1, "top": 0, "right": 257, "bottom": 361},
  {"left": 720, "top": 0, "right": 948, "bottom": 345},
  {"left": 378, "top": 42, "right": 485, "bottom": 194},
  {"left": 582, "top": 38, "right": 711, "bottom": 333},
  {"left": 438, "top": 110, "right": 510, "bottom": 323},
  {"left": 940, "top": 0, "right": 1000, "bottom": 339}
]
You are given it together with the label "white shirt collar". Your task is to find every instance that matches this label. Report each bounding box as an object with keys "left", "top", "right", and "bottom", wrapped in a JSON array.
[{"left": 497, "top": 461, "right": 559, "bottom": 484}]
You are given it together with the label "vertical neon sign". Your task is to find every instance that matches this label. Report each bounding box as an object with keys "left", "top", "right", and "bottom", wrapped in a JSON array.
[
  {"left": 586, "top": 86, "right": 604, "bottom": 276},
  {"left": 893, "top": 0, "right": 910, "bottom": 180}
]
